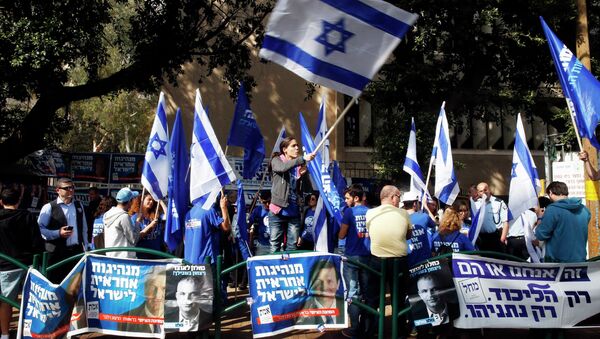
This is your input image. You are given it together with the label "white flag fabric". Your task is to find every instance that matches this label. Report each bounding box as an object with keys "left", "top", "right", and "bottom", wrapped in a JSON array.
[
  {"left": 313, "top": 195, "right": 329, "bottom": 252},
  {"left": 432, "top": 104, "right": 460, "bottom": 205},
  {"left": 508, "top": 113, "right": 541, "bottom": 221},
  {"left": 313, "top": 98, "right": 330, "bottom": 167},
  {"left": 403, "top": 117, "right": 426, "bottom": 196},
  {"left": 271, "top": 125, "right": 286, "bottom": 156},
  {"left": 141, "top": 92, "right": 171, "bottom": 200},
  {"left": 259, "top": 0, "right": 418, "bottom": 97},
  {"left": 190, "top": 89, "right": 236, "bottom": 210}
]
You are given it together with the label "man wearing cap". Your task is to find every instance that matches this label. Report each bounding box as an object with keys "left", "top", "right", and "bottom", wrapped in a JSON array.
[
  {"left": 402, "top": 191, "right": 434, "bottom": 267},
  {"left": 38, "top": 177, "right": 89, "bottom": 283},
  {"left": 103, "top": 187, "right": 140, "bottom": 258}
]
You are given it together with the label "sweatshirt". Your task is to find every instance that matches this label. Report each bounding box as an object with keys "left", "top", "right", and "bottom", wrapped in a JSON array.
[
  {"left": 0, "top": 209, "right": 44, "bottom": 270},
  {"left": 103, "top": 206, "right": 140, "bottom": 259},
  {"left": 535, "top": 198, "right": 590, "bottom": 263}
]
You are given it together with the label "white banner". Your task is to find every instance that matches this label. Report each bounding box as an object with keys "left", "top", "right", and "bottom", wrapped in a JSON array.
[{"left": 452, "top": 253, "right": 599, "bottom": 328}]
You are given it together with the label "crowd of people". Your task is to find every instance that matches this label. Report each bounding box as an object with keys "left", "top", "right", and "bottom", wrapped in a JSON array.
[{"left": 0, "top": 138, "right": 593, "bottom": 339}]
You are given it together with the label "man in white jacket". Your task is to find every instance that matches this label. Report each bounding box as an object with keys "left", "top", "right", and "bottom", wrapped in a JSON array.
[{"left": 104, "top": 188, "right": 140, "bottom": 258}]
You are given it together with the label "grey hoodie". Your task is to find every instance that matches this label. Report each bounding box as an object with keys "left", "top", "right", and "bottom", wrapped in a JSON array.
[{"left": 103, "top": 206, "right": 139, "bottom": 258}]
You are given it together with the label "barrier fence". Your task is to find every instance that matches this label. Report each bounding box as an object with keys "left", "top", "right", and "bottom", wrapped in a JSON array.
[{"left": 2, "top": 249, "right": 553, "bottom": 338}]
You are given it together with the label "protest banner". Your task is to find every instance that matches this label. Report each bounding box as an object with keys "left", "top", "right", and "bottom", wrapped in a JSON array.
[
  {"left": 71, "top": 153, "right": 111, "bottom": 183},
  {"left": 163, "top": 264, "right": 213, "bottom": 333},
  {"left": 17, "top": 257, "right": 85, "bottom": 339},
  {"left": 110, "top": 153, "right": 145, "bottom": 183},
  {"left": 407, "top": 258, "right": 459, "bottom": 328},
  {"left": 452, "top": 253, "right": 600, "bottom": 328},
  {"left": 247, "top": 252, "right": 347, "bottom": 337}
]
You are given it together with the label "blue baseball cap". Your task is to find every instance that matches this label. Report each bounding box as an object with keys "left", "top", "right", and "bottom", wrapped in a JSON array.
[{"left": 116, "top": 187, "right": 139, "bottom": 203}]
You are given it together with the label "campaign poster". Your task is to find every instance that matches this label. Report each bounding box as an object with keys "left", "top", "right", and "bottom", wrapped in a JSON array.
[
  {"left": 110, "top": 153, "right": 145, "bottom": 183},
  {"left": 71, "top": 153, "right": 110, "bottom": 183},
  {"left": 74, "top": 254, "right": 181, "bottom": 338},
  {"left": 452, "top": 253, "right": 600, "bottom": 329},
  {"left": 163, "top": 264, "right": 213, "bottom": 333},
  {"left": 247, "top": 252, "right": 347, "bottom": 338},
  {"left": 17, "top": 257, "right": 85, "bottom": 339},
  {"left": 407, "top": 258, "right": 459, "bottom": 328}
]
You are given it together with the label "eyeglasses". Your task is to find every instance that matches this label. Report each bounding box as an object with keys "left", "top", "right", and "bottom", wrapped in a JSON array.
[{"left": 58, "top": 186, "right": 75, "bottom": 191}]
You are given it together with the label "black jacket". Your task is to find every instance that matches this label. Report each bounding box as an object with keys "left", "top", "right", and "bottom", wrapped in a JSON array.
[{"left": 0, "top": 209, "right": 45, "bottom": 270}]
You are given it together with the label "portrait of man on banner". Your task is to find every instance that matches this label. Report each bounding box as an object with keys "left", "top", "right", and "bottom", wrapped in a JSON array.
[{"left": 407, "top": 258, "right": 459, "bottom": 328}]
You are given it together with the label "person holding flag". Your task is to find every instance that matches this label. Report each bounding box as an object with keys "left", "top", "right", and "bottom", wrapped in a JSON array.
[{"left": 268, "top": 136, "right": 315, "bottom": 253}]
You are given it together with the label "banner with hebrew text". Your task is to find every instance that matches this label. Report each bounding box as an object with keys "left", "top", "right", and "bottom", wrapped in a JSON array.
[{"left": 453, "top": 253, "right": 599, "bottom": 328}]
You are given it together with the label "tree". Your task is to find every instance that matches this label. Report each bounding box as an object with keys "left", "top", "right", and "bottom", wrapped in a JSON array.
[
  {"left": 0, "top": 0, "right": 274, "bottom": 163},
  {"left": 366, "top": 0, "right": 599, "bottom": 179}
]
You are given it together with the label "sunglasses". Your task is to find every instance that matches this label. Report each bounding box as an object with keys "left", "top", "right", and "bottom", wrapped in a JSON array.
[{"left": 58, "top": 186, "right": 75, "bottom": 190}]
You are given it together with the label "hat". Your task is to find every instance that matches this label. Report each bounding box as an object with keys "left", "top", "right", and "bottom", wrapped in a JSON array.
[
  {"left": 116, "top": 187, "right": 139, "bottom": 203},
  {"left": 401, "top": 191, "right": 420, "bottom": 203}
]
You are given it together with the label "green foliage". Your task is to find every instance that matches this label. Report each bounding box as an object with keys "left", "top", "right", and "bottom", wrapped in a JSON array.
[{"left": 366, "top": 0, "right": 598, "bottom": 180}]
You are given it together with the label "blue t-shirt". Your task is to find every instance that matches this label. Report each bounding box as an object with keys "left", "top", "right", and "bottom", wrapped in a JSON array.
[
  {"left": 410, "top": 211, "right": 436, "bottom": 230},
  {"left": 431, "top": 230, "right": 475, "bottom": 254},
  {"left": 342, "top": 205, "right": 370, "bottom": 256},
  {"left": 249, "top": 206, "right": 270, "bottom": 247},
  {"left": 301, "top": 209, "right": 315, "bottom": 243},
  {"left": 91, "top": 215, "right": 105, "bottom": 250},
  {"left": 281, "top": 173, "right": 300, "bottom": 217},
  {"left": 407, "top": 223, "right": 431, "bottom": 267},
  {"left": 184, "top": 204, "right": 224, "bottom": 264},
  {"left": 131, "top": 213, "right": 165, "bottom": 252}
]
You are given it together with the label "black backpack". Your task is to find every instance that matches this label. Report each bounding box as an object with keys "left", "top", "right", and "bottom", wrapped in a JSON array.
[{"left": 434, "top": 233, "right": 460, "bottom": 256}]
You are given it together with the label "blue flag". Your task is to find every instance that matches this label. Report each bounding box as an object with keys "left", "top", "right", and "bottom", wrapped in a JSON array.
[
  {"left": 541, "top": 17, "right": 600, "bottom": 149},
  {"left": 142, "top": 92, "right": 171, "bottom": 200},
  {"left": 299, "top": 112, "right": 344, "bottom": 225},
  {"left": 165, "top": 109, "right": 189, "bottom": 252},
  {"left": 227, "top": 84, "right": 266, "bottom": 179},
  {"left": 330, "top": 160, "right": 347, "bottom": 198},
  {"left": 431, "top": 104, "right": 460, "bottom": 205},
  {"left": 235, "top": 180, "right": 252, "bottom": 260},
  {"left": 259, "top": 0, "right": 418, "bottom": 97},
  {"left": 508, "top": 113, "right": 541, "bottom": 221}
]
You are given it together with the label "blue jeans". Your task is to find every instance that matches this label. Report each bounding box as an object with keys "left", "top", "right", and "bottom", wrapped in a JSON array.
[
  {"left": 268, "top": 212, "right": 301, "bottom": 253},
  {"left": 343, "top": 255, "right": 377, "bottom": 337}
]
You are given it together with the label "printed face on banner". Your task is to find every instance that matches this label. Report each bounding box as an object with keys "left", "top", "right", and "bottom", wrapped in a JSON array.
[{"left": 247, "top": 252, "right": 348, "bottom": 337}]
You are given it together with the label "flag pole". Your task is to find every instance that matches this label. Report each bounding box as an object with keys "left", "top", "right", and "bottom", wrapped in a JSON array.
[
  {"left": 565, "top": 105, "right": 584, "bottom": 151},
  {"left": 313, "top": 94, "right": 360, "bottom": 153},
  {"left": 248, "top": 171, "right": 268, "bottom": 215}
]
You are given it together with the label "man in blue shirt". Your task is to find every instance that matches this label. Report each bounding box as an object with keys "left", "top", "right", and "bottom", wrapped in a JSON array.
[
  {"left": 184, "top": 194, "right": 230, "bottom": 265},
  {"left": 249, "top": 191, "right": 271, "bottom": 256},
  {"left": 401, "top": 192, "right": 434, "bottom": 267},
  {"left": 339, "top": 185, "right": 374, "bottom": 338},
  {"left": 474, "top": 182, "right": 508, "bottom": 253}
]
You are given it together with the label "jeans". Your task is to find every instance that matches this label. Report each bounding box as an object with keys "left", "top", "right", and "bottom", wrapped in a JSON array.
[
  {"left": 343, "top": 255, "right": 377, "bottom": 337},
  {"left": 268, "top": 212, "right": 301, "bottom": 253}
]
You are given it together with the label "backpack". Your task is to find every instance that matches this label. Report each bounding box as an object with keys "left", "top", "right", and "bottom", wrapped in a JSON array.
[{"left": 434, "top": 233, "right": 460, "bottom": 256}]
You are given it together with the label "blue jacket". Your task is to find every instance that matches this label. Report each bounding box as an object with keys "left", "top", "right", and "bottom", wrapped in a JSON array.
[{"left": 535, "top": 198, "right": 590, "bottom": 263}]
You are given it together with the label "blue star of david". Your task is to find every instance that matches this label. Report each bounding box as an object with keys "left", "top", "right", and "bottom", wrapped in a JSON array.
[
  {"left": 149, "top": 133, "right": 168, "bottom": 159},
  {"left": 511, "top": 162, "right": 518, "bottom": 178},
  {"left": 315, "top": 18, "right": 354, "bottom": 56}
]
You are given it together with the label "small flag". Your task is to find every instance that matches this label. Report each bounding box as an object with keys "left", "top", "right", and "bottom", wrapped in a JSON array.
[
  {"left": 507, "top": 113, "right": 540, "bottom": 221},
  {"left": 541, "top": 17, "right": 600, "bottom": 149},
  {"left": 165, "top": 109, "right": 189, "bottom": 252},
  {"left": 313, "top": 195, "right": 329, "bottom": 252},
  {"left": 227, "top": 84, "right": 266, "bottom": 179},
  {"left": 190, "top": 89, "right": 236, "bottom": 209},
  {"left": 259, "top": 0, "right": 418, "bottom": 97},
  {"left": 431, "top": 104, "right": 459, "bottom": 205},
  {"left": 468, "top": 197, "right": 486, "bottom": 246},
  {"left": 141, "top": 92, "right": 171, "bottom": 200},
  {"left": 235, "top": 180, "right": 252, "bottom": 260},
  {"left": 403, "top": 117, "right": 427, "bottom": 196}
]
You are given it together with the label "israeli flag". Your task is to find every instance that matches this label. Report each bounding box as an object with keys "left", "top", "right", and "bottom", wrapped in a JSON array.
[
  {"left": 259, "top": 0, "right": 418, "bottom": 97},
  {"left": 468, "top": 197, "right": 486, "bottom": 246},
  {"left": 508, "top": 113, "right": 541, "bottom": 221},
  {"left": 141, "top": 92, "right": 171, "bottom": 200},
  {"left": 432, "top": 104, "right": 459, "bottom": 205},
  {"left": 313, "top": 195, "right": 329, "bottom": 252},
  {"left": 403, "top": 117, "right": 426, "bottom": 195},
  {"left": 271, "top": 125, "right": 287, "bottom": 156},
  {"left": 541, "top": 17, "right": 600, "bottom": 149},
  {"left": 313, "top": 98, "right": 330, "bottom": 167},
  {"left": 190, "top": 89, "right": 236, "bottom": 209}
]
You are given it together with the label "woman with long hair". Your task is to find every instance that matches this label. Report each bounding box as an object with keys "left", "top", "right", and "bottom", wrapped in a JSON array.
[
  {"left": 269, "top": 136, "right": 315, "bottom": 253},
  {"left": 129, "top": 193, "right": 166, "bottom": 258},
  {"left": 431, "top": 208, "right": 474, "bottom": 255},
  {"left": 91, "top": 196, "right": 117, "bottom": 249}
]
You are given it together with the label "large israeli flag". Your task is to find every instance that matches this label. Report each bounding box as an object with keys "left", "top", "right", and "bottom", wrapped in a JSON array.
[
  {"left": 259, "top": 0, "right": 418, "bottom": 97},
  {"left": 508, "top": 113, "right": 541, "bottom": 221},
  {"left": 141, "top": 92, "right": 171, "bottom": 200},
  {"left": 541, "top": 17, "right": 600, "bottom": 150},
  {"left": 432, "top": 104, "right": 459, "bottom": 205},
  {"left": 313, "top": 195, "right": 329, "bottom": 252},
  {"left": 403, "top": 117, "right": 426, "bottom": 195},
  {"left": 313, "top": 98, "right": 330, "bottom": 167},
  {"left": 190, "top": 89, "right": 236, "bottom": 209}
]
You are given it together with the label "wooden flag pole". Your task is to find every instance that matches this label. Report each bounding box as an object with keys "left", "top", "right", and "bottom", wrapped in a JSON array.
[{"left": 313, "top": 95, "right": 360, "bottom": 153}]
